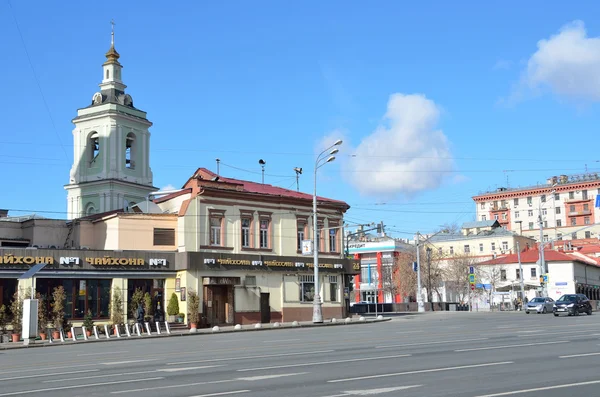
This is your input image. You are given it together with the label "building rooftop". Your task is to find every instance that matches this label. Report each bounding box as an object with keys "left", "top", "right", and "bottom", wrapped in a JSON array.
[
  {"left": 478, "top": 248, "right": 600, "bottom": 267},
  {"left": 473, "top": 172, "right": 600, "bottom": 198},
  {"left": 429, "top": 227, "right": 519, "bottom": 243},
  {"left": 0, "top": 214, "right": 50, "bottom": 223},
  {"left": 462, "top": 220, "right": 499, "bottom": 229}
]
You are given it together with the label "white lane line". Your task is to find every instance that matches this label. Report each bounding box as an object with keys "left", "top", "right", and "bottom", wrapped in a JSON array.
[
  {"left": 455, "top": 340, "right": 568, "bottom": 352},
  {"left": 101, "top": 359, "right": 158, "bottom": 365},
  {"left": 263, "top": 338, "right": 301, "bottom": 343},
  {"left": 44, "top": 370, "right": 158, "bottom": 383},
  {"left": 343, "top": 385, "right": 422, "bottom": 395},
  {"left": 473, "top": 379, "right": 600, "bottom": 396},
  {"left": 188, "top": 391, "right": 250, "bottom": 397},
  {"left": 377, "top": 337, "right": 488, "bottom": 348},
  {"left": 0, "top": 363, "right": 99, "bottom": 376},
  {"left": 0, "top": 377, "right": 164, "bottom": 396},
  {"left": 518, "top": 329, "right": 592, "bottom": 338},
  {"left": 112, "top": 379, "right": 236, "bottom": 394},
  {"left": 1, "top": 369, "right": 98, "bottom": 382},
  {"left": 328, "top": 361, "right": 513, "bottom": 383},
  {"left": 559, "top": 352, "right": 600, "bottom": 359},
  {"left": 158, "top": 365, "right": 224, "bottom": 372},
  {"left": 237, "top": 372, "right": 308, "bottom": 381},
  {"left": 237, "top": 354, "right": 411, "bottom": 372},
  {"left": 77, "top": 351, "right": 127, "bottom": 356},
  {"left": 166, "top": 350, "right": 335, "bottom": 366}
]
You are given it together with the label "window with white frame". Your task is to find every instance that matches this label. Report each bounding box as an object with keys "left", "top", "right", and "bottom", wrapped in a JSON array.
[
  {"left": 329, "top": 228, "right": 338, "bottom": 252},
  {"left": 328, "top": 275, "right": 338, "bottom": 302},
  {"left": 241, "top": 217, "right": 251, "bottom": 248},
  {"left": 438, "top": 247, "right": 443, "bottom": 256},
  {"left": 259, "top": 218, "right": 270, "bottom": 248},
  {"left": 296, "top": 221, "right": 306, "bottom": 251},
  {"left": 481, "top": 202, "right": 485, "bottom": 209},
  {"left": 543, "top": 235, "right": 548, "bottom": 242},
  {"left": 299, "top": 275, "right": 314, "bottom": 302},
  {"left": 494, "top": 214, "right": 499, "bottom": 220},
  {"left": 583, "top": 190, "right": 588, "bottom": 200},
  {"left": 569, "top": 192, "right": 574, "bottom": 199},
  {"left": 515, "top": 211, "right": 520, "bottom": 218},
  {"left": 516, "top": 269, "right": 521, "bottom": 280},
  {"left": 554, "top": 193, "right": 560, "bottom": 200},
  {"left": 571, "top": 218, "right": 577, "bottom": 226},
  {"left": 502, "top": 241, "right": 509, "bottom": 250},
  {"left": 479, "top": 243, "right": 484, "bottom": 252},
  {"left": 556, "top": 207, "right": 561, "bottom": 214},
  {"left": 210, "top": 216, "right": 222, "bottom": 246},
  {"left": 449, "top": 246, "right": 454, "bottom": 254},
  {"left": 527, "top": 196, "right": 532, "bottom": 205},
  {"left": 464, "top": 245, "right": 470, "bottom": 253},
  {"left": 542, "top": 208, "right": 547, "bottom": 216},
  {"left": 541, "top": 194, "right": 546, "bottom": 203},
  {"left": 514, "top": 198, "right": 519, "bottom": 206},
  {"left": 481, "top": 215, "right": 486, "bottom": 221},
  {"left": 543, "top": 221, "right": 548, "bottom": 228},
  {"left": 557, "top": 233, "right": 562, "bottom": 240},
  {"left": 530, "top": 268, "right": 536, "bottom": 278},
  {"left": 528, "top": 222, "right": 534, "bottom": 230},
  {"left": 556, "top": 219, "right": 562, "bottom": 227},
  {"left": 585, "top": 231, "right": 591, "bottom": 238},
  {"left": 528, "top": 210, "right": 533, "bottom": 217},
  {"left": 491, "top": 242, "right": 496, "bottom": 251},
  {"left": 585, "top": 216, "right": 591, "bottom": 225},
  {"left": 501, "top": 269, "right": 507, "bottom": 281}
]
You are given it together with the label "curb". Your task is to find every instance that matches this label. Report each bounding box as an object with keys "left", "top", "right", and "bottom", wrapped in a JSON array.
[{"left": 0, "top": 317, "right": 391, "bottom": 350}]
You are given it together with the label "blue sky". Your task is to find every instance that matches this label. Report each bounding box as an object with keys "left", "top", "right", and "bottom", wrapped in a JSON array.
[{"left": 2, "top": 1, "right": 600, "bottom": 237}]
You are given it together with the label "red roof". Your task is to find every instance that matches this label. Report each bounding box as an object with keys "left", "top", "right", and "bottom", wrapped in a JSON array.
[
  {"left": 186, "top": 168, "right": 349, "bottom": 208},
  {"left": 479, "top": 249, "right": 580, "bottom": 265}
]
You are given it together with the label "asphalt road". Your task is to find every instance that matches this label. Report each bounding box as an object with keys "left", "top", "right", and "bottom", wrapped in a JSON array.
[{"left": 2, "top": 311, "right": 600, "bottom": 397}]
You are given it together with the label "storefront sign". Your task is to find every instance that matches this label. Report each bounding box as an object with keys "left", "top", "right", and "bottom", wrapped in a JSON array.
[
  {"left": 86, "top": 257, "right": 145, "bottom": 266},
  {"left": 149, "top": 258, "right": 167, "bottom": 266},
  {"left": 0, "top": 255, "right": 54, "bottom": 265},
  {"left": 204, "top": 257, "right": 345, "bottom": 270},
  {"left": 175, "top": 277, "right": 181, "bottom": 292},
  {"left": 60, "top": 257, "right": 81, "bottom": 265},
  {"left": 203, "top": 277, "right": 240, "bottom": 285}
]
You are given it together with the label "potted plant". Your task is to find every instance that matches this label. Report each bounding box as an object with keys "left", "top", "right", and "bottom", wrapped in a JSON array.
[
  {"left": 187, "top": 289, "right": 200, "bottom": 331},
  {"left": 177, "top": 313, "right": 185, "bottom": 323},
  {"left": 51, "top": 286, "right": 66, "bottom": 339},
  {"left": 129, "top": 288, "right": 144, "bottom": 322},
  {"left": 36, "top": 292, "right": 48, "bottom": 340},
  {"left": 0, "top": 304, "right": 8, "bottom": 343},
  {"left": 62, "top": 317, "right": 73, "bottom": 338},
  {"left": 143, "top": 292, "right": 154, "bottom": 323},
  {"left": 9, "top": 291, "right": 22, "bottom": 342},
  {"left": 82, "top": 310, "right": 94, "bottom": 336},
  {"left": 111, "top": 286, "right": 124, "bottom": 334},
  {"left": 167, "top": 293, "right": 179, "bottom": 323}
]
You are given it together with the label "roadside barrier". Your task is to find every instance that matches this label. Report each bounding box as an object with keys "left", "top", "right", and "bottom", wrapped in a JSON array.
[{"left": 144, "top": 322, "right": 151, "bottom": 336}]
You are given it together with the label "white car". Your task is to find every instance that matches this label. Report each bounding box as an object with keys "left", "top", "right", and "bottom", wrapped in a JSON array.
[{"left": 524, "top": 297, "right": 554, "bottom": 314}]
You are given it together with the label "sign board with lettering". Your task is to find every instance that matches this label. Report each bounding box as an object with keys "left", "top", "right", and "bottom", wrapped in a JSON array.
[{"left": 301, "top": 240, "right": 313, "bottom": 256}]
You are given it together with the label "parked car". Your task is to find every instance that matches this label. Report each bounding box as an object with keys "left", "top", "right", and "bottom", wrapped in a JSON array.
[
  {"left": 524, "top": 297, "right": 554, "bottom": 314},
  {"left": 553, "top": 294, "right": 592, "bottom": 316}
]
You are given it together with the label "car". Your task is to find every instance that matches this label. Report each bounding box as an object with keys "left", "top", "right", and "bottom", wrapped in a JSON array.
[
  {"left": 553, "top": 294, "right": 592, "bottom": 316},
  {"left": 524, "top": 297, "right": 554, "bottom": 314}
]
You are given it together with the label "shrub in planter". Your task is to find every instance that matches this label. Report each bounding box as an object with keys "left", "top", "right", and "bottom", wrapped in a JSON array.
[
  {"left": 143, "top": 292, "right": 154, "bottom": 320},
  {"left": 36, "top": 292, "right": 48, "bottom": 340},
  {"left": 0, "top": 304, "right": 7, "bottom": 342},
  {"left": 111, "top": 286, "right": 124, "bottom": 327},
  {"left": 51, "top": 286, "right": 66, "bottom": 338},
  {"left": 10, "top": 291, "right": 23, "bottom": 342},
  {"left": 167, "top": 293, "right": 179, "bottom": 322},
  {"left": 82, "top": 310, "right": 94, "bottom": 336},
  {"left": 187, "top": 289, "right": 200, "bottom": 329},
  {"left": 129, "top": 288, "right": 144, "bottom": 321}
]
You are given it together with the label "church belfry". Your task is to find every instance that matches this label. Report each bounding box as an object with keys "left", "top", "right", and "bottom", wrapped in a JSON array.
[{"left": 65, "top": 23, "right": 155, "bottom": 220}]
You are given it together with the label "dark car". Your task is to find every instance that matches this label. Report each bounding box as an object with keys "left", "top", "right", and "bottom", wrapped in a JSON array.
[{"left": 553, "top": 294, "right": 592, "bottom": 316}]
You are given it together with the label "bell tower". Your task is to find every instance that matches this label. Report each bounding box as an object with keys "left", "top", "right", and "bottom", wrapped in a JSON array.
[{"left": 65, "top": 22, "right": 155, "bottom": 220}]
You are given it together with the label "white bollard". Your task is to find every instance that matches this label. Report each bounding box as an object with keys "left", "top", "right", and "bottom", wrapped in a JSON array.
[
  {"left": 104, "top": 324, "right": 111, "bottom": 339},
  {"left": 82, "top": 326, "right": 89, "bottom": 341},
  {"left": 359, "top": 316, "right": 366, "bottom": 322},
  {"left": 155, "top": 322, "right": 161, "bottom": 335},
  {"left": 59, "top": 329, "right": 65, "bottom": 342},
  {"left": 164, "top": 321, "right": 171, "bottom": 335},
  {"left": 93, "top": 325, "right": 100, "bottom": 340},
  {"left": 344, "top": 317, "right": 351, "bottom": 324},
  {"left": 135, "top": 323, "right": 142, "bottom": 337},
  {"left": 71, "top": 327, "right": 77, "bottom": 342},
  {"left": 115, "top": 324, "right": 121, "bottom": 338},
  {"left": 331, "top": 318, "right": 337, "bottom": 323},
  {"left": 273, "top": 322, "right": 280, "bottom": 327},
  {"left": 212, "top": 326, "right": 220, "bottom": 332},
  {"left": 292, "top": 321, "right": 299, "bottom": 327},
  {"left": 377, "top": 315, "right": 383, "bottom": 320},
  {"left": 48, "top": 330, "right": 53, "bottom": 344},
  {"left": 125, "top": 324, "right": 131, "bottom": 337},
  {"left": 145, "top": 322, "right": 151, "bottom": 335},
  {"left": 254, "top": 323, "right": 262, "bottom": 329},
  {"left": 234, "top": 324, "right": 242, "bottom": 330}
]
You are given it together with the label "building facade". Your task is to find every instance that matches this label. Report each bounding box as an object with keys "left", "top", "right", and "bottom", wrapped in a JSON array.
[{"left": 472, "top": 173, "right": 600, "bottom": 242}]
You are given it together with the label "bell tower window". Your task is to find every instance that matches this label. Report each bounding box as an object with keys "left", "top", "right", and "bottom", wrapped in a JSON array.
[
  {"left": 125, "top": 132, "right": 136, "bottom": 169},
  {"left": 88, "top": 132, "right": 99, "bottom": 165},
  {"left": 106, "top": 69, "right": 109, "bottom": 79}
]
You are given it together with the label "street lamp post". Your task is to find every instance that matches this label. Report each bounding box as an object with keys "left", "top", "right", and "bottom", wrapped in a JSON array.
[{"left": 313, "top": 139, "right": 343, "bottom": 323}]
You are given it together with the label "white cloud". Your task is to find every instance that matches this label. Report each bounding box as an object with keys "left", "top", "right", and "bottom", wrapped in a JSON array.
[
  {"left": 517, "top": 20, "right": 600, "bottom": 101},
  {"left": 160, "top": 184, "right": 177, "bottom": 192},
  {"left": 493, "top": 59, "right": 513, "bottom": 71},
  {"left": 345, "top": 93, "right": 454, "bottom": 197}
]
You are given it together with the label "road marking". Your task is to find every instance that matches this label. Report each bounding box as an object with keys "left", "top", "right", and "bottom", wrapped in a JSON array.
[
  {"left": 237, "top": 372, "right": 308, "bottom": 381},
  {"left": 77, "top": 351, "right": 127, "bottom": 356},
  {"left": 518, "top": 329, "right": 592, "bottom": 338},
  {"left": 188, "top": 391, "right": 251, "bottom": 397},
  {"left": 44, "top": 370, "right": 158, "bottom": 383},
  {"left": 328, "top": 361, "right": 513, "bottom": 383},
  {"left": 101, "top": 359, "right": 158, "bottom": 365},
  {"left": 158, "top": 365, "right": 224, "bottom": 372},
  {"left": 166, "top": 350, "right": 335, "bottom": 365},
  {"left": 473, "top": 379, "right": 600, "bottom": 396},
  {"left": 237, "top": 354, "right": 411, "bottom": 372},
  {"left": 263, "top": 338, "right": 301, "bottom": 343},
  {"left": 559, "top": 352, "right": 600, "bottom": 358},
  {"left": 319, "top": 385, "right": 422, "bottom": 397},
  {"left": 0, "top": 363, "right": 99, "bottom": 376},
  {"left": 112, "top": 379, "right": 236, "bottom": 394},
  {"left": 0, "top": 369, "right": 98, "bottom": 382},
  {"left": 377, "top": 337, "right": 488, "bottom": 348},
  {"left": 454, "top": 341, "right": 568, "bottom": 352},
  {"left": 0, "top": 377, "right": 164, "bottom": 396}
]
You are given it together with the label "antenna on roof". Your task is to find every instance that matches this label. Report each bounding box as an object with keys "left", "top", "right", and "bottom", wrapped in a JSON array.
[
  {"left": 259, "top": 159, "right": 266, "bottom": 184},
  {"left": 293, "top": 167, "right": 302, "bottom": 191},
  {"left": 216, "top": 158, "right": 220, "bottom": 176}
]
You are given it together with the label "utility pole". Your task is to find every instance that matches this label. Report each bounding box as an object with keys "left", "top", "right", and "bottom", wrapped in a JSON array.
[
  {"left": 517, "top": 241, "right": 525, "bottom": 302},
  {"left": 426, "top": 247, "right": 432, "bottom": 309},
  {"left": 538, "top": 203, "right": 546, "bottom": 297},
  {"left": 415, "top": 233, "right": 424, "bottom": 312}
]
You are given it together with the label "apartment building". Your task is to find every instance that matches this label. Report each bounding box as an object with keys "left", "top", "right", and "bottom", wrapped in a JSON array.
[{"left": 472, "top": 173, "right": 600, "bottom": 242}]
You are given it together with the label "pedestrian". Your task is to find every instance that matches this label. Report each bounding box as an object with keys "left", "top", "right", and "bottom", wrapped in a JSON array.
[{"left": 136, "top": 302, "right": 145, "bottom": 325}]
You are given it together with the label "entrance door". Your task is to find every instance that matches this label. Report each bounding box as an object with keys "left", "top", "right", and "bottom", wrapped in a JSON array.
[{"left": 260, "top": 293, "right": 271, "bottom": 323}]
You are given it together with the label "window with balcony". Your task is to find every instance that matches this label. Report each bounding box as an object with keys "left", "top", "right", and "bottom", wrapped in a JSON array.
[
  {"left": 571, "top": 218, "right": 577, "bottom": 226},
  {"left": 210, "top": 217, "right": 222, "bottom": 246},
  {"left": 259, "top": 219, "right": 270, "bottom": 249},
  {"left": 241, "top": 218, "right": 251, "bottom": 248}
]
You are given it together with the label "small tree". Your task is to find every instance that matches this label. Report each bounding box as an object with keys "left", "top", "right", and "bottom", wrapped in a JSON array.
[
  {"left": 9, "top": 291, "right": 23, "bottom": 336},
  {"left": 0, "top": 305, "right": 7, "bottom": 335},
  {"left": 36, "top": 292, "right": 48, "bottom": 333},
  {"left": 82, "top": 310, "right": 94, "bottom": 331},
  {"left": 111, "top": 286, "right": 124, "bottom": 325},
  {"left": 51, "top": 286, "right": 66, "bottom": 330},
  {"left": 143, "top": 292, "right": 154, "bottom": 321},
  {"left": 167, "top": 292, "right": 179, "bottom": 317},
  {"left": 187, "top": 289, "right": 200, "bottom": 326},
  {"left": 129, "top": 288, "right": 144, "bottom": 320}
]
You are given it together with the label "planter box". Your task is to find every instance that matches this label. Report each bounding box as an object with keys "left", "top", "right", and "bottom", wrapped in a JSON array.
[{"left": 0, "top": 334, "right": 9, "bottom": 344}]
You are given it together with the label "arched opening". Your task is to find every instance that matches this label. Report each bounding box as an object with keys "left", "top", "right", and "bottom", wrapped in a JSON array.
[
  {"left": 125, "top": 132, "right": 136, "bottom": 169},
  {"left": 106, "top": 69, "right": 109, "bottom": 79},
  {"left": 88, "top": 132, "right": 100, "bottom": 165},
  {"left": 85, "top": 203, "right": 96, "bottom": 216}
]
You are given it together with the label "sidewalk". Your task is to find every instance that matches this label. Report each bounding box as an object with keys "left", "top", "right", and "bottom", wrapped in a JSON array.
[{"left": 0, "top": 316, "right": 391, "bottom": 350}]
